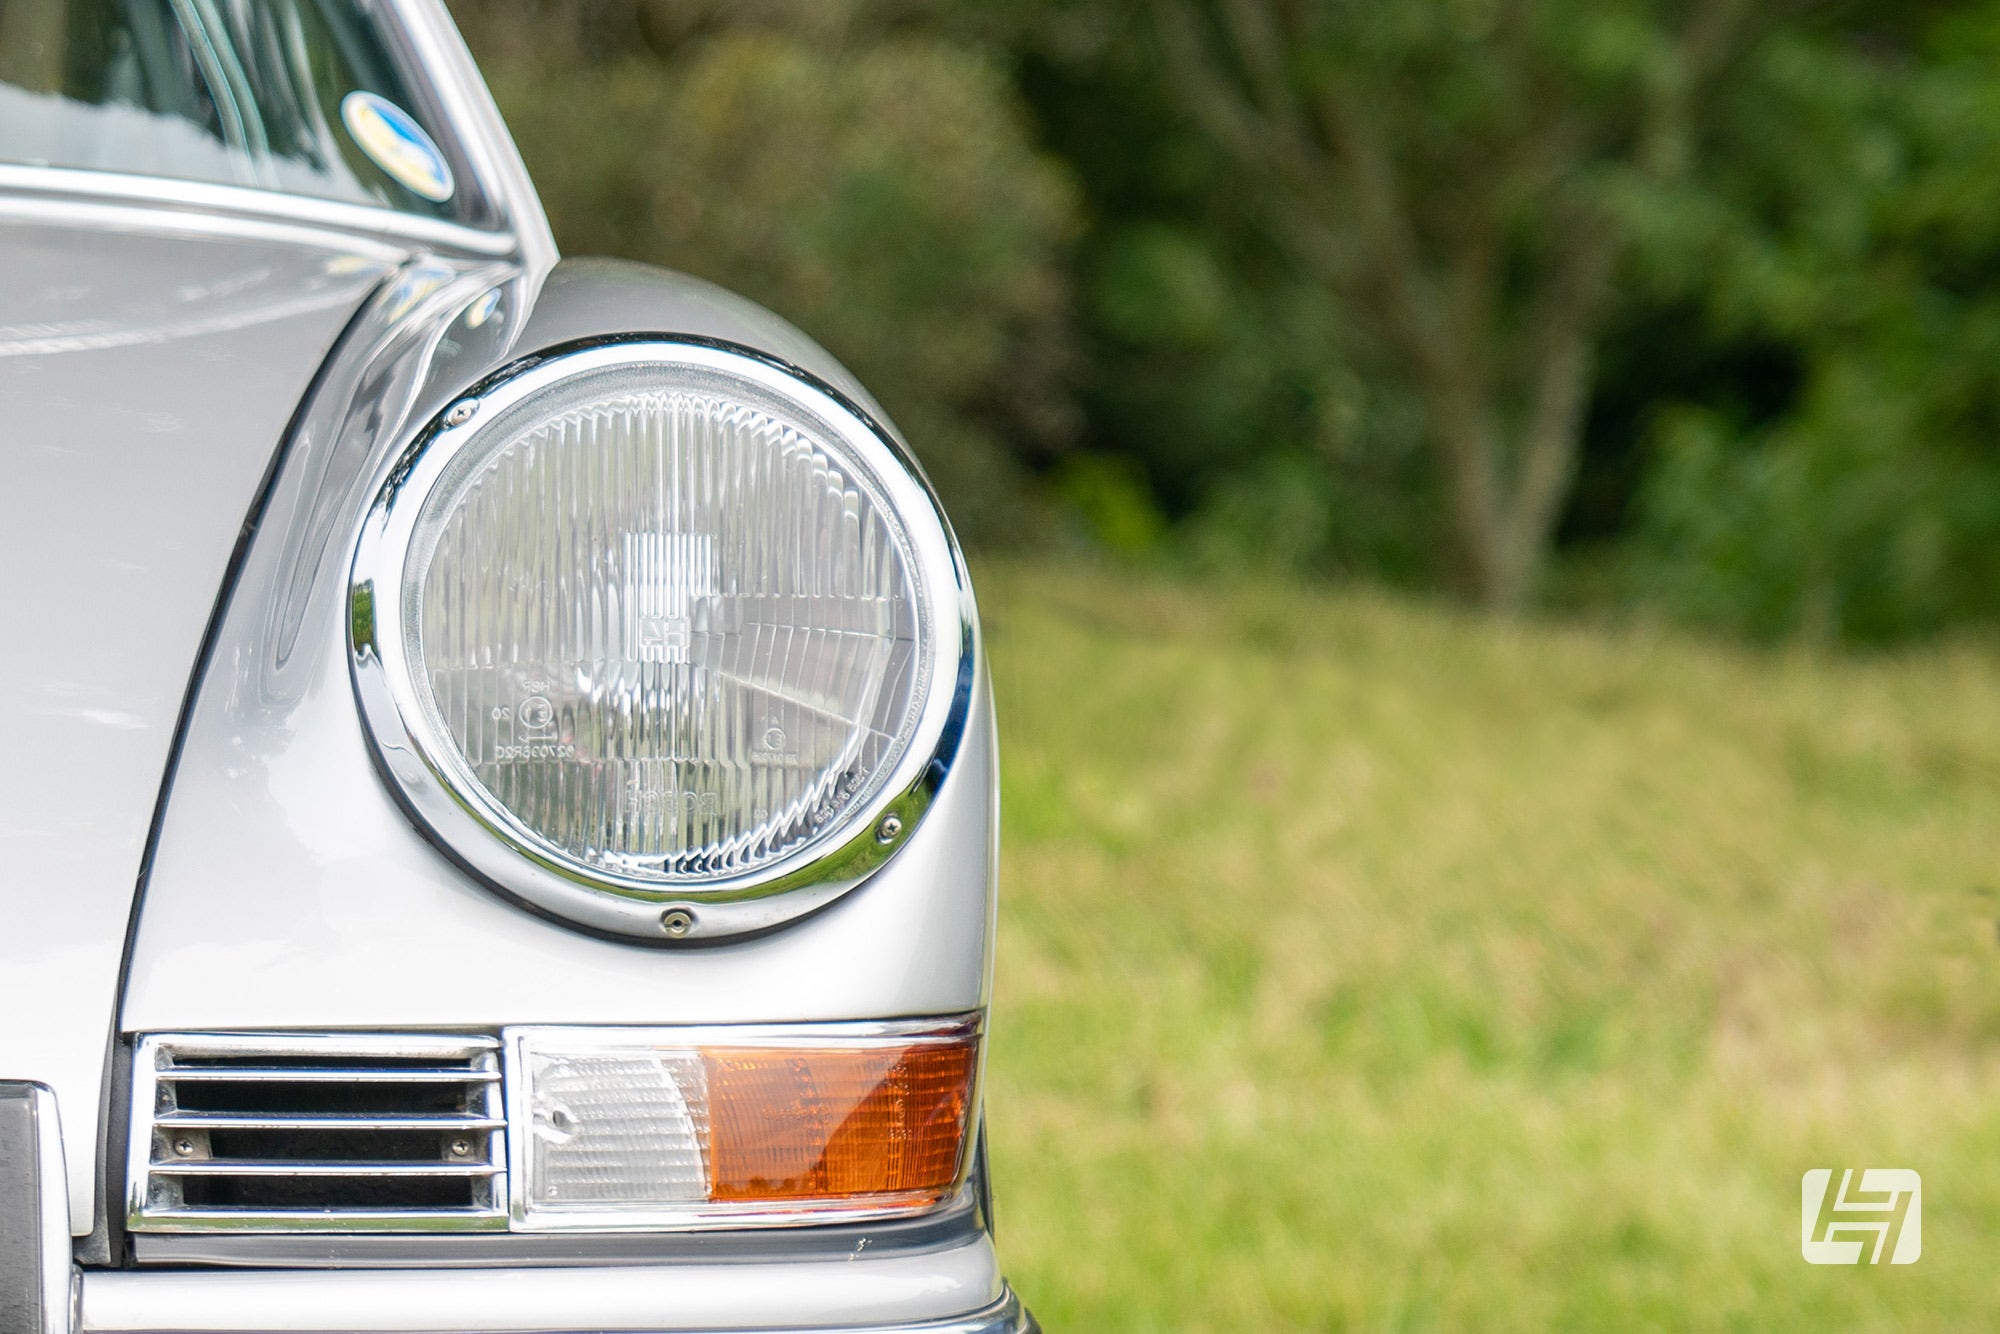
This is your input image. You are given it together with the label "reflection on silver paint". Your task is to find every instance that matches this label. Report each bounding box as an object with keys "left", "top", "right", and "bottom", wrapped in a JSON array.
[
  {"left": 124, "top": 262, "right": 997, "bottom": 1032},
  {"left": 0, "top": 164, "right": 514, "bottom": 261},
  {"left": 77, "top": 1243, "right": 1011, "bottom": 1332},
  {"left": 0, "top": 218, "right": 390, "bottom": 1234},
  {"left": 0, "top": 219, "right": 394, "bottom": 358},
  {"left": 517, "top": 261, "right": 892, "bottom": 429},
  {"left": 250, "top": 262, "right": 520, "bottom": 689}
]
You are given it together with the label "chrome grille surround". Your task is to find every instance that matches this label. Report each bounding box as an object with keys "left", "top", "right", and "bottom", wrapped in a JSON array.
[{"left": 128, "top": 1034, "right": 507, "bottom": 1234}]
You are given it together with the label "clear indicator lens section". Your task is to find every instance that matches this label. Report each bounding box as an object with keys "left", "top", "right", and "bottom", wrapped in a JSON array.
[
  {"left": 524, "top": 1050, "right": 709, "bottom": 1212},
  {"left": 411, "top": 380, "right": 924, "bottom": 883}
]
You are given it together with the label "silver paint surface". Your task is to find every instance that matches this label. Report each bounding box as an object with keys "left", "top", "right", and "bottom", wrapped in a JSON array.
[{"left": 0, "top": 217, "right": 391, "bottom": 1232}]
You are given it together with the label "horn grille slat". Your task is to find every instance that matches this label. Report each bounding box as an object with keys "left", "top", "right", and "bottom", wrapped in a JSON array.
[{"left": 129, "top": 1035, "right": 507, "bottom": 1233}]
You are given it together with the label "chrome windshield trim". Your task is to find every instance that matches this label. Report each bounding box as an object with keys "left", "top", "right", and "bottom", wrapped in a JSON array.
[
  {"left": 0, "top": 165, "right": 518, "bottom": 257},
  {"left": 387, "top": 0, "right": 557, "bottom": 274}
]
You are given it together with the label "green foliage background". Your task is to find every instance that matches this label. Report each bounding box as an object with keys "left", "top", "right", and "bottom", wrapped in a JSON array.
[{"left": 978, "top": 563, "right": 2000, "bottom": 1329}]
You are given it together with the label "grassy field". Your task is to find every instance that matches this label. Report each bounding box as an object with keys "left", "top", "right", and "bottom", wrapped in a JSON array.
[{"left": 976, "top": 563, "right": 2000, "bottom": 1330}]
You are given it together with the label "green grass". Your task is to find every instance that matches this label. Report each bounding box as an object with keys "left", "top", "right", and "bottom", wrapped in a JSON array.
[{"left": 976, "top": 562, "right": 2000, "bottom": 1331}]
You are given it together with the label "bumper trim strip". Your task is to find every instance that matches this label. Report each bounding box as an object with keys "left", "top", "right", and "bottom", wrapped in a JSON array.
[
  {"left": 73, "top": 1286, "right": 1031, "bottom": 1334},
  {"left": 79, "top": 1236, "right": 1011, "bottom": 1333}
]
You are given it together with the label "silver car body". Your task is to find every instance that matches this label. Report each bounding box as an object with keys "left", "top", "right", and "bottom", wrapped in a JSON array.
[{"left": 0, "top": 3, "right": 1026, "bottom": 1330}]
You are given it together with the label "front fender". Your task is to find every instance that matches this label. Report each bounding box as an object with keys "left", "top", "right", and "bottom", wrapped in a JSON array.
[{"left": 114, "top": 256, "right": 999, "bottom": 1231}]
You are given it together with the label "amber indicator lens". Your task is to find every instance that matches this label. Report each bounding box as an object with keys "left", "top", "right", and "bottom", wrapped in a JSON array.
[
  {"left": 510, "top": 1023, "right": 980, "bottom": 1230},
  {"left": 705, "top": 1042, "right": 975, "bottom": 1202}
]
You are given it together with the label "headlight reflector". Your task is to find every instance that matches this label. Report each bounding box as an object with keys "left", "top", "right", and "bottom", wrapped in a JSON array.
[{"left": 351, "top": 340, "right": 971, "bottom": 940}]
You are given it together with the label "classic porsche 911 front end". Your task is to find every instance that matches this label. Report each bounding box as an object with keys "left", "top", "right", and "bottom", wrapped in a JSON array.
[{"left": 0, "top": 2, "right": 1032, "bottom": 1331}]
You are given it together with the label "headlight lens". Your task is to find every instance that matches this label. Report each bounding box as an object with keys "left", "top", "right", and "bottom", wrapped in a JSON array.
[
  {"left": 351, "top": 340, "right": 971, "bottom": 940},
  {"left": 412, "top": 369, "right": 923, "bottom": 882}
]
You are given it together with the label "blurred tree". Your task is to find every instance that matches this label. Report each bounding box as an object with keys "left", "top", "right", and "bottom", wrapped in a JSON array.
[
  {"left": 927, "top": 0, "right": 1447, "bottom": 584},
  {"left": 1136, "top": 0, "right": 1763, "bottom": 610},
  {"left": 1621, "top": 4, "right": 2000, "bottom": 643},
  {"left": 451, "top": 1, "right": 1080, "bottom": 547},
  {"left": 454, "top": 0, "right": 2000, "bottom": 640}
]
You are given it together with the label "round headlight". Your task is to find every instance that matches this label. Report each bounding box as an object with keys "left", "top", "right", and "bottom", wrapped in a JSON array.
[{"left": 349, "top": 339, "right": 973, "bottom": 941}]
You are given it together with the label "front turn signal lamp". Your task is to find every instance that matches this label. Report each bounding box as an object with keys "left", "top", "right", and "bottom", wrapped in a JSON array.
[{"left": 504, "top": 1020, "right": 980, "bottom": 1230}]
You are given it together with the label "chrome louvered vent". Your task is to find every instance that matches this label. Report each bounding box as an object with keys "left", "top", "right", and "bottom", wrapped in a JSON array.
[{"left": 129, "top": 1034, "right": 506, "bottom": 1233}]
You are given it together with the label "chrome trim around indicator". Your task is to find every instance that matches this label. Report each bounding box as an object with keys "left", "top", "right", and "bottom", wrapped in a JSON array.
[
  {"left": 502, "top": 1017, "right": 981, "bottom": 1233},
  {"left": 348, "top": 337, "right": 979, "bottom": 942}
]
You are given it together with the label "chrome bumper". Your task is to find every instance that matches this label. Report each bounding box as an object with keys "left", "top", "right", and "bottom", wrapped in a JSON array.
[
  {"left": 76, "top": 1280, "right": 1033, "bottom": 1334},
  {"left": 73, "top": 1239, "right": 1034, "bottom": 1334},
  {"left": 72, "top": 1300, "right": 1034, "bottom": 1334}
]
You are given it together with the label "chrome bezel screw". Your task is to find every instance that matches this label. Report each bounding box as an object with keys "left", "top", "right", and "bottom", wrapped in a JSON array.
[{"left": 660, "top": 908, "right": 695, "bottom": 938}]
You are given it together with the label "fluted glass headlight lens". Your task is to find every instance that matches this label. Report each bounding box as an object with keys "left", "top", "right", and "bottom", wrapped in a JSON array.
[{"left": 401, "top": 365, "right": 927, "bottom": 884}]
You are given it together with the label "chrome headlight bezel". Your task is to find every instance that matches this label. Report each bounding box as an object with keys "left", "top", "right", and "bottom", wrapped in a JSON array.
[{"left": 348, "top": 336, "right": 975, "bottom": 943}]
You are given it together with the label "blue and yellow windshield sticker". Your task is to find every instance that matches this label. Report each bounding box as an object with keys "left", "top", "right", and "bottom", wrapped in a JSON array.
[{"left": 340, "top": 91, "right": 455, "bottom": 203}]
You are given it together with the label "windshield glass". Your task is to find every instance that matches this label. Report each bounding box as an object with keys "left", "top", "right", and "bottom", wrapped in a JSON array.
[{"left": 0, "top": 0, "right": 490, "bottom": 226}]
